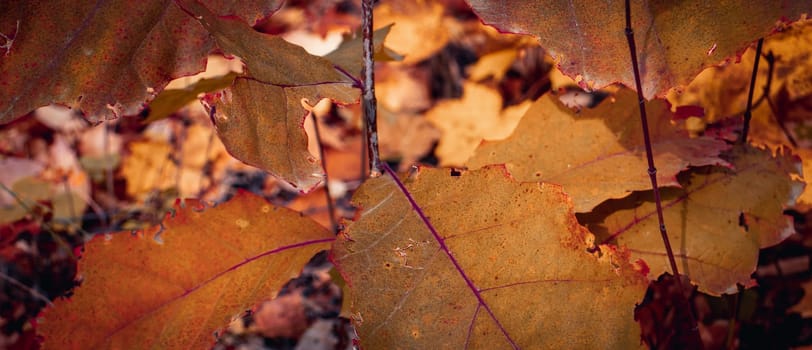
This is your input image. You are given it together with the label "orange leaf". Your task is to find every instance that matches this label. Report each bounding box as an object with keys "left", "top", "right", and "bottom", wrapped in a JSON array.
[
  {"left": 0, "top": 1, "right": 278, "bottom": 124},
  {"left": 426, "top": 82, "right": 531, "bottom": 166},
  {"left": 468, "top": 88, "right": 730, "bottom": 212},
  {"left": 468, "top": 1, "right": 808, "bottom": 97},
  {"left": 581, "top": 145, "right": 805, "bottom": 295},
  {"left": 184, "top": 1, "right": 360, "bottom": 190},
  {"left": 38, "top": 192, "right": 333, "bottom": 349},
  {"left": 332, "top": 166, "right": 648, "bottom": 348}
]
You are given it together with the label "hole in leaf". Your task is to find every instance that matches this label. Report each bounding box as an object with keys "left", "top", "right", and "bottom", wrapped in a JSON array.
[{"left": 739, "top": 212, "right": 749, "bottom": 232}]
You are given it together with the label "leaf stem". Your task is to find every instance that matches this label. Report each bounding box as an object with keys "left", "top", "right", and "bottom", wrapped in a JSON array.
[
  {"left": 361, "top": 0, "right": 381, "bottom": 177},
  {"left": 740, "top": 38, "right": 764, "bottom": 144},
  {"left": 624, "top": 0, "right": 679, "bottom": 278},
  {"left": 310, "top": 112, "right": 339, "bottom": 234}
]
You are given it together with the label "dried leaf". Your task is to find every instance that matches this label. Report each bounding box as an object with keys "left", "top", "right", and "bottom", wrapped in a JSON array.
[
  {"left": 211, "top": 79, "right": 358, "bottom": 191},
  {"left": 374, "top": 1, "right": 451, "bottom": 64},
  {"left": 0, "top": 0, "right": 278, "bottom": 124},
  {"left": 468, "top": 0, "right": 809, "bottom": 97},
  {"left": 143, "top": 72, "right": 238, "bottom": 124},
  {"left": 332, "top": 166, "right": 647, "bottom": 348},
  {"left": 581, "top": 145, "right": 805, "bottom": 295},
  {"left": 468, "top": 49, "right": 519, "bottom": 82},
  {"left": 325, "top": 24, "right": 402, "bottom": 79},
  {"left": 39, "top": 192, "right": 333, "bottom": 349},
  {"left": 668, "top": 19, "right": 812, "bottom": 123},
  {"left": 185, "top": 2, "right": 359, "bottom": 190},
  {"left": 468, "top": 88, "right": 730, "bottom": 212},
  {"left": 427, "top": 82, "right": 530, "bottom": 166}
]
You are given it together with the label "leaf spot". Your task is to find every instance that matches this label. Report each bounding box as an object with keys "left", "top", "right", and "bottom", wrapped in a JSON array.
[
  {"left": 235, "top": 218, "right": 249, "bottom": 229},
  {"left": 738, "top": 212, "right": 749, "bottom": 232}
]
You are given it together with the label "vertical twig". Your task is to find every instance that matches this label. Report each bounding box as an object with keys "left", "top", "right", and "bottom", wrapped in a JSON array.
[
  {"left": 623, "top": 0, "right": 679, "bottom": 277},
  {"left": 361, "top": 0, "right": 381, "bottom": 177},
  {"left": 625, "top": 1, "right": 701, "bottom": 342},
  {"left": 310, "top": 112, "right": 339, "bottom": 234},
  {"left": 740, "top": 38, "right": 764, "bottom": 144},
  {"left": 103, "top": 121, "right": 116, "bottom": 233}
]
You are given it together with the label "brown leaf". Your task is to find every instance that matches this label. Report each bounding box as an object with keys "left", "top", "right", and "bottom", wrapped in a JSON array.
[
  {"left": 325, "top": 24, "right": 401, "bottom": 79},
  {"left": 211, "top": 79, "right": 358, "bottom": 191},
  {"left": 185, "top": 1, "right": 360, "bottom": 190},
  {"left": 143, "top": 72, "right": 237, "bottom": 124},
  {"left": 581, "top": 145, "right": 805, "bottom": 295},
  {"left": 38, "top": 192, "right": 334, "bottom": 349},
  {"left": 0, "top": 0, "right": 278, "bottom": 124},
  {"left": 467, "top": 88, "right": 730, "bottom": 212},
  {"left": 468, "top": 0, "right": 808, "bottom": 98},
  {"left": 332, "top": 166, "right": 648, "bottom": 348}
]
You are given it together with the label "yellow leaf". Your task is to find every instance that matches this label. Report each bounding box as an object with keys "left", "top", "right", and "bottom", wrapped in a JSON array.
[{"left": 333, "top": 166, "right": 647, "bottom": 348}]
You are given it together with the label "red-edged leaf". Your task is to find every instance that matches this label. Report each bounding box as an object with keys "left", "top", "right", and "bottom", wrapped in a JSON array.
[
  {"left": 468, "top": 1, "right": 808, "bottom": 97},
  {"left": 0, "top": 0, "right": 278, "bottom": 124},
  {"left": 38, "top": 192, "right": 333, "bottom": 349}
]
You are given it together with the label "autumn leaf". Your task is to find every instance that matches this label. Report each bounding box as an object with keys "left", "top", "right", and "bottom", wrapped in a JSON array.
[
  {"left": 332, "top": 166, "right": 648, "bottom": 348},
  {"left": 467, "top": 88, "right": 730, "bottom": 213},
  {"left": 467, "top": 0, "right": 809, "bottom": 97},
  {"left": 38, "top": 192, "right": 333, "bottom": 349},
  {"left": 668, "top": 19, "right": 812, "bottom": 123},
  {"left": 0, "top": 0, "right": 278, "bottom": 124},
  {"left": 426, "top": 82, "right": 531, "bottom": 166},
  {"left": 143, "top": 72, "right": 237, "bottom": 124},
  {"left": 210, "top": 79, "right": 358, "bottom": 191},
  {"left": 374, "top": 1, "right": 452, "bottom": 64},
  {"left": 325, "top": 24, "right": 402, "bottom": 79},
  {"left": 580, "top": 145, "right": 805, "bottom": 295},
  {"left": 183, "top": 1, "right": 360, "bottom": 191}
]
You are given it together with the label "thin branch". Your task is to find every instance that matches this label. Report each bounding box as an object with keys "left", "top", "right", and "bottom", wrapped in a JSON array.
[
  {"left": 624, "top": 0, "right": 679, "bottom": 277},
  {"left": 0, "top": 183, "right": 76, "bottom": 259},
  {"left": 361, "top": 0, "right": 381, "bottom": 177},
  {"left": 103, "top": 121, "right": 116, "bottom": 233},
  {"left": 751, "top": 51, "right": 775, "bottom": 110},
  {"left": 0, "top": 271, "right": 54, "bottom": 307},
  {"left": 310, "top": 112, "right": 339, "bottom": 234},
  {"left": 740, "top": 38, "right": 764, "bottom": 144},
  {"left": 624, "top": 0, "right": 700, "bottom": 342}
]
